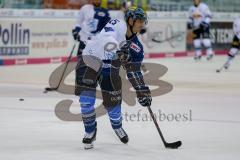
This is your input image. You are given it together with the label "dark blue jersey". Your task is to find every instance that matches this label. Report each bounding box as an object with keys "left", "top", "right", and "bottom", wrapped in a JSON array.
[
  {"left": 100, "top": 34, "right": 147, "bottom": 92},
  {"left": 128, "top": 35, "right": 144, "bottom": 63},
  {"left": 125, "top": 35, "right": 145, "bottom": 89},
  {"left": 102, "top": 35, "right": 145, "bottom": 84}
]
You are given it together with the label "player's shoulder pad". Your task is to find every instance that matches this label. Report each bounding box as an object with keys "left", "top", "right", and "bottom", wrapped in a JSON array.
[
  {"left": 80, "top": 4, "right": 93, "bottom": 11},
  {"left": 189, "top": 5, "right": 195, "bottom": 11},
  {"left": 115, "top": 19, "right": 126, "bottom": 25},
  {"left": 199, "top": 2, "right": 209, "bottom": 9},
  {"left": 117, "top": 19, "right": 127, "bottom": 30},
  {"left": 108, "top": 19, "right": 127, "bottom": 31}
]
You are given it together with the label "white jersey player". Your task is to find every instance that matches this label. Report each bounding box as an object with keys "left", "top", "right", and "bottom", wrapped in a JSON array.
[
  {"left": 219, "top": 17, "right": 240, "bottom": 70},
  {"left": 72, "top": 0, "right": 110, "bottom": 55},
  {"left": 72, "top": 0, "right": 110, "bottom": 93},
  {"left": 188, "top": 0, "right": 214, "bottom": 60}
]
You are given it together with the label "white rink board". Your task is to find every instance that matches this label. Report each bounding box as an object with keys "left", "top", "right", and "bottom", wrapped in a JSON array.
[
  {"left": 0, "top": 17, "right": 186, "bottom": 60},
  {"left": 0, "top": 18, "right": 76, "bottom": 59},
  {"left": 140, "top": 19, "right": 186, "bottom": 53},
  {"left": 0, "top": 9, "right": 238, "bottom": 61}
]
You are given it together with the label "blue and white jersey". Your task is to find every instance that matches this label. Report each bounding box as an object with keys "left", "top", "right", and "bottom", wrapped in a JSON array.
[
  {"left": 75, "top": 4, "right": 110, "bottom": 42},
  {"left": 83, "top": 18, "right": 127, "bottom": 60},
  {"left": 102, "top": 35, "right": 144, "bottom": 80},
  {"left": 188, "top": 2, "right": 212, "bottom": 29}
]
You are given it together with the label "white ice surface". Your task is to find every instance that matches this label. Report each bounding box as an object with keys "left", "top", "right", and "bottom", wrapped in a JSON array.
[{"left": 0, "top": 56, "right": 240, "bottom": 160}]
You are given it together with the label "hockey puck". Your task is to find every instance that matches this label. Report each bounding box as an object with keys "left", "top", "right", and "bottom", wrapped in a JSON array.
[
  {"left": 216, "top": 69, "right": 220, "bottom": 73},
  {"left": 19, "top": 98, "right": 24, "bottom": 101}
]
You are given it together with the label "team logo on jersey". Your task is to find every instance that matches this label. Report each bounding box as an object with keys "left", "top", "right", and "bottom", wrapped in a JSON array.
[
  {"left": 98, "top": 12, "right": 106, "bottom": 17},
  {"left": 104, "top": 27, "right": 114, "bottom": 32},
  {"left": 130, "top": 42, "right": 141, "bottom": 53}
]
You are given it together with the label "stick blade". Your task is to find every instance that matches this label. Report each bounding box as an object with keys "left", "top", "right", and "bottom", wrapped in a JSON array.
[
  {"left": 152, "top": 38, "right": 162, "bottom": 43},
  {"left": 165, "top": 141, "right": 182, "bottom": 149},
  {"left": 45, "top": 87, "right": 57, "bottom": 91}
]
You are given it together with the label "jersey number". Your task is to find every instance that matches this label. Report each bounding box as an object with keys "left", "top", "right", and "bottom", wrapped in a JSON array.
[{"left": 109, "top": 19, "right": 120, "bottom": 25}]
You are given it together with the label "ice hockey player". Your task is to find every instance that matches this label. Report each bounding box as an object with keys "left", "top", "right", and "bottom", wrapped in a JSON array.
[
  {"left": 187, "top": 0, "right": 214, "bottom": 60},
  {"left": 72, "top": 0, "right": 110, "bottom": 98},
  {"left": 117, "top": 1, "right": 148, "bottom": 72},
  {"left": 72, "top": 0, "right": 110, "bottom": 55},
  {"left": 221, "top": 17, "right": 240, "bottom": 70},
  {"left": 75, "top": 7, "right": 152, "bottom": 149}
]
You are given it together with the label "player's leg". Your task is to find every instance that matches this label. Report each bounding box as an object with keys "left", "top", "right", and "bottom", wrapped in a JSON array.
[
  {"left": 74, "top": 41, "right": 86, "bottom": 95},
  {"left": 202, "top": 26, "right": 214, "bottom": 60},
  {"left": 75, "top": 56, "right": 100, "bottom": 95},
  {"left": 193, "top": 28, "right": 202, "bottom": 60},
  {"left": 99, "top": 69, "right": 129, "bottom": 144},
  {"left": 80, "top": 90, "right": 97, "bottom": 149},
  {"left": 106, "top": 105, "right": 129, "bottom": 144},
  {"left": 223, "top": 35, "right": 240, "bottom": 69},
  {"left": 203, "top": 38, "right": 214, "bottom": 60},
  {"left": 75, "top": 56, "right": 99, "bottom": 149}
]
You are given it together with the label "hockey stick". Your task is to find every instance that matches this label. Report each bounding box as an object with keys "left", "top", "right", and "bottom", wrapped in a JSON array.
[
  {"left": 147, "top": 106, "right": 182, "bottom": 149},
  {"left": 216, "top": 63, "right": 226, "bottom": 73},
  {"left": 152, "top": 32, "right": 185, "bottom": 43},
  {"left": 216, "top": 51, "right": 240, "bottom": 73},
  {"left": 44, "top": 42, "right": 77, "bottom": 93}
]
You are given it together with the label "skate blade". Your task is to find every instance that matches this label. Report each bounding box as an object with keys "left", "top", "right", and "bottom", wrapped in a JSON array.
[{"left": 84, "top": 143, "right": 94, "bottom": 150}]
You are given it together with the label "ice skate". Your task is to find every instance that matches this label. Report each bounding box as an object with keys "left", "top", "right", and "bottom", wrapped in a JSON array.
[
  {"left": 82, "top": 128, "right": 97, "bottom": 150},
  {"left": 206, "top": 54, "right": 214, "bottom": 60},
  {"left": 114, "top": 127, "right": 129, "bottom": 144},
  {"left": 194, "top": 55, "right": 202, "bottom": 61}
]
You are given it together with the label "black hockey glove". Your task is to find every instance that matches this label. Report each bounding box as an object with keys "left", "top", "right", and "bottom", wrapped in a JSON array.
[
  {"left": 200, "top": 21, "right": 210, "bottom": 31},
  {"left": 136, "top": 86, "right": 152, "bottom": 107},
  {"left": 116, "top": 43, "right": 131, "bottom": 63},
  {"left": 72, "top": 26, "right": 81, "bottom": 41}
]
